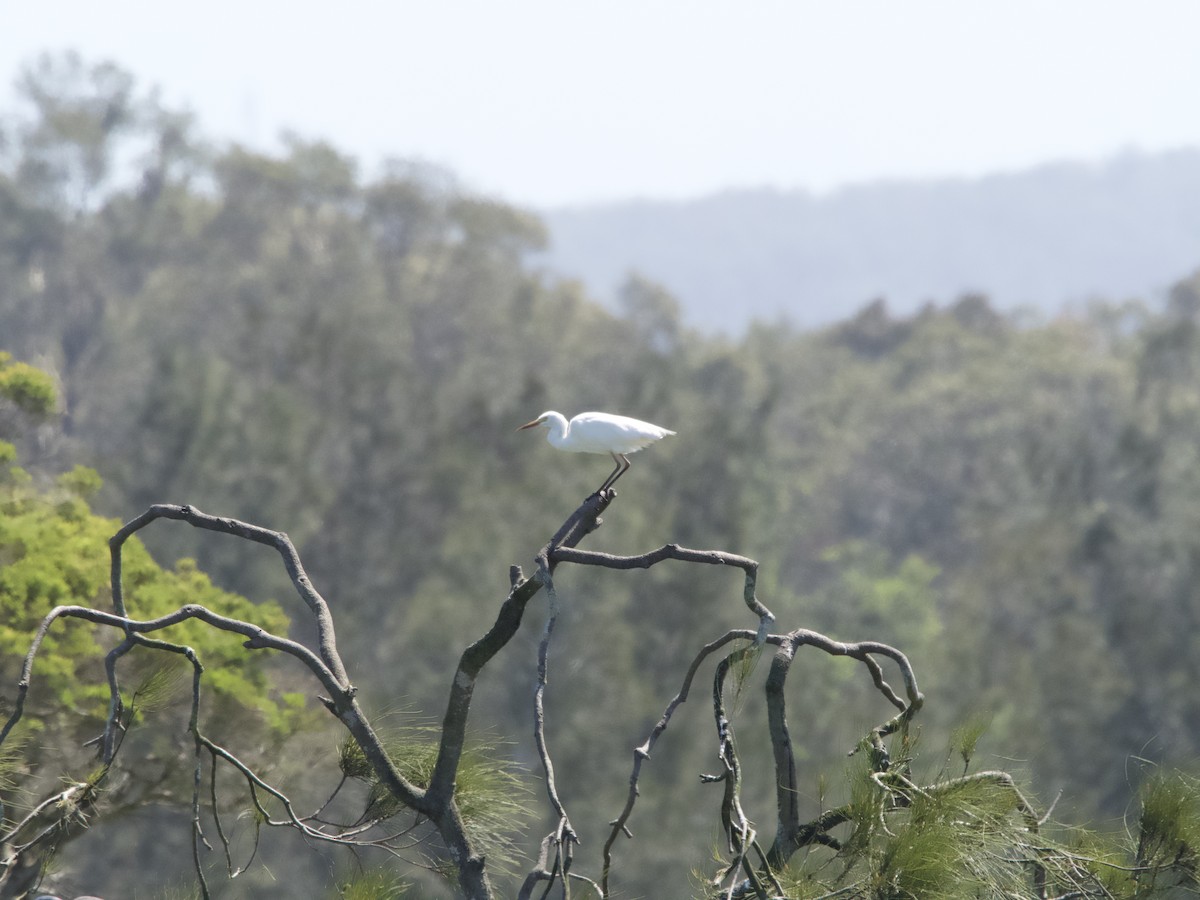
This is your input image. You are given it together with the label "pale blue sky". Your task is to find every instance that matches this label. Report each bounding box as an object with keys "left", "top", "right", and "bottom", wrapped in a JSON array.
[{"left": 3, "top": 1, "right": 1199, "bottom": 207}]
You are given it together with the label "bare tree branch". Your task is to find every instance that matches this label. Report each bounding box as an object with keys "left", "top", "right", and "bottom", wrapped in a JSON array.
[
  {"left": 602, "top": 629, "right": 757, "bottom": 893},
  {"left": 3, "top": 489, "right": 1146, "bottom": 900},
  {"left": 109, "top": 504, "right": 351, "bottom": 688},
  {"left": 550, "top": 543, "right": 776, "bottom": 642}
]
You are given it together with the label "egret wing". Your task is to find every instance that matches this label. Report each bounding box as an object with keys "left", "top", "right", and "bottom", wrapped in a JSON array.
[{"left": 570, "top": 412, "right": 675, "bottom": 454}]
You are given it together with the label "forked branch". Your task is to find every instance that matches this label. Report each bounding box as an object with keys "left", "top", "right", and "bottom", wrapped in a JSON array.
[
  {"left": 1, "top": 496, "right": 620, "bottom": 900},
  {"left": 1, "top": 491, "right": 1065, "bottom": 900}
]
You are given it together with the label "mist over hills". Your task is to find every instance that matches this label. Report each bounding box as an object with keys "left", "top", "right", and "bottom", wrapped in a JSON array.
[{"left": 536, "top": 149, "right": 1200, "bottom": 331}]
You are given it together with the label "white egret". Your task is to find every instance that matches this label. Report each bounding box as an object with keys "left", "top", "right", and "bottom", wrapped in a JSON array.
[{"left": 516, "top": 411, "right": 676, "bottom": 493}]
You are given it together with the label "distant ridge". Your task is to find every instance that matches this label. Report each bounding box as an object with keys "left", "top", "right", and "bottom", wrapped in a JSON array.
[{"left": 536, "top": 149, "right": 1200, "bottom": 332}]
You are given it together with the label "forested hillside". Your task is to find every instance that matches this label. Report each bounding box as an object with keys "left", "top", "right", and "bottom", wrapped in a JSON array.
[
  {"left": 3, "top": 55, "right": 1200, "bottom": 897},
  {"left": 540, "top": 150, "right": 1200, "bottom": 330}
]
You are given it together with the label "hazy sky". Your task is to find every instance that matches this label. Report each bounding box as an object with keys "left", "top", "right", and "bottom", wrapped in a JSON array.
[{"left": 3, "top": 1, "right": 1199, "bottom": 207}]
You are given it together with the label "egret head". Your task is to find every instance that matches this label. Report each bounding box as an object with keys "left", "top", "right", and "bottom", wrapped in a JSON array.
[{"left": 516, "top": 413, "right": 551, "bottom": 432}]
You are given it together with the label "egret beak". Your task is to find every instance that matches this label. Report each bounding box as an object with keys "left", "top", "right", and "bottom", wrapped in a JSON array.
[{"left": 516, "top": 417, "right": 545, "bottom": 431}]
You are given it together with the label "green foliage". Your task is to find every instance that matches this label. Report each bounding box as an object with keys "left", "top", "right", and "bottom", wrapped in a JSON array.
[
  {"left": 0, "top": 355, "right": 56, "bottom": 415},
  {"left": 1136, "top": 771, "right": 1200, "bottom": 885},
  {"left": 948, "top": 712, "right": 991, "bottom": 774},
  {"left": 0, "top": 724, "right": 28, "bottom": 793},
  {"left": 126, "top": 656, "right": 190, "bottom": 716},
  {"left": 761, "top": 758, "right": 1200, "bottom": 899},
  {"left": 450, "top": 736, "right": 534, "bottom": 876},
  {"left": 333, "top": 868, "right": 411, "bottom": 899},
  {"left": 1040, "top": 770, "right": 1200, "bottom": 898},
  {"left": 763, "top": 753, "right": 1200, "bottom": 900},
  {"left": 818, "top": 541, "right": 942, "bottom": 652},
  {"left": 56, "top": 464, "right": 102, "bottom": 498},
  {"left": 338, "top": 720, "right": 532, "bottom": 877},
  {"left": 0, "top": 360, "right": 314, "bottom": 897},
  {"left": 871, "top": 815, "right": 982, "bottom": 899},
  {"left": 147, "top": 881, "right": 204, "bottom": 900},
  {"left": 0, "top": 353, "right": 57, "bottom": 477},
  {"left": 0, "top": 364, "right": 306, "bottom": 812},
  {"left": 729, "top": 762, "right": 1040, "bottom": 898},
  {"left": 0, "top": 484, "right": 297, "bottom": 731}
]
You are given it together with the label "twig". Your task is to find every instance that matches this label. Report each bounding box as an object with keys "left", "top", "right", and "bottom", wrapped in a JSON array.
[
  {"left": 549, "top": 544, "right": 776, "bottom": 643},
  {"left": 602, "top": 630, "right": 765, "bottom": 894}
]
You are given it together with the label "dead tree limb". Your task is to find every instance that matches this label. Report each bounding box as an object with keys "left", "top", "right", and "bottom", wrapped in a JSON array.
[
  {"left": 1, "top": 489, "right": 1076, "bottom": 899},
  {"left": 764, "top": 628, "right": 923, "bottom": 871},
  {"left": 0, "top": 493, "right": 612, "bottom": 900}
]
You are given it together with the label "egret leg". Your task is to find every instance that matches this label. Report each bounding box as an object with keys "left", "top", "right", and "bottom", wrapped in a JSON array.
[{"left": 599, "top": 453, "right": 632, "bottom": 494}]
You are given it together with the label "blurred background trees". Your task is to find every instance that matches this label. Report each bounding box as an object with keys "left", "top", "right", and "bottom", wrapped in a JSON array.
[{"left": 2, "top": 54, "right": 1200, "bottom": 897}]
